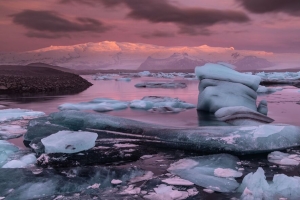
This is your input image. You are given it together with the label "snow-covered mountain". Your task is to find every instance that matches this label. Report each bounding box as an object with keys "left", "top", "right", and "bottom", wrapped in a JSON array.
[
  {"left": 139, "top": 53, "right": 206, "bottom": 71},
  {"left": 0, "top": 41, "right": 299, "bottom": 71}
]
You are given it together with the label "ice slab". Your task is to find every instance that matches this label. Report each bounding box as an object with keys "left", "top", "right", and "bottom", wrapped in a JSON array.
[
  {"left": 116, "top": 78, "right": 131, "bottom": 82},
  {"left": 0, "top": 125, "right": 26, "bottom": 140},
  {"left": 41, "top": 131, "right": 98, "bottom": 154},
  {"left": 0, "top": 109, "right": 45, "bottom": 123},
  {"left": 167, "top": 154, "right": 241, "bottom": 192},
  {"left": 0, "top": 140, "right": 19, "bottom": 167},
  {"left": 48, "top": 111, "right": 300, "bottom": 154},
  {"left": 195, "top": 63, "right": 261, "bottom": 90},
  {"left": 93, "top": 74, "right": 115, "bottom": 80},
  {"left": 135, "top": 82, "right": 187, "bottom": 88},
  {"left": 162, "top": 177, "right": 194, "bottom": 186},
  {"left": 268, "top": 151, "right": 300, "bottom": 166},
  {"left": 238, "top": 167, "right": 300, "bottom": 200},
  {"left": 215, "top": 106, "right": 274, "bottom": 126},
  {"left": 130, "top": 96, "right": 195, "bottom": 113},
  {"left": 58, "top": 98, "right": 128, "bottom": 112},
  {"left": 257, "top": 85, "right": 283, "bottom": 94}
]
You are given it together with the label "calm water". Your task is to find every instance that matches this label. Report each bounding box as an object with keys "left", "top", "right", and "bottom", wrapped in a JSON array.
[{"left": 1, "top": 75, "right": 300, "bottom": 128}]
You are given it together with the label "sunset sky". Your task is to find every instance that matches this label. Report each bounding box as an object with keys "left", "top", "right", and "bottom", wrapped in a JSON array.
[{"left": 1, "top": 0, "right": 300, "bottom": 53}]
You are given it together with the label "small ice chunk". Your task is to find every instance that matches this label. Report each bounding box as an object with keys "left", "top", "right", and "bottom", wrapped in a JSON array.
[
  {"left": 41, "top": 131, "right": 98, "bottom": 154},
  {"left": 161, "top": 177, "right": 194, "bottom": 186},
  {"left": 257, "top": 85, "right": 283, "bottom": 94},
  {"left": 87, "top": 183, "right": 101, "bottom": 189},
  {"left": 135, "top": 82, "right": 187, "bottom": 89},
  {"left": 0, "top": 109, "right": 45, "bottom": 123},
  {"left": 116, "top": 78, "right": 131, "bottom": 82},
  {"left": 214, "top": 168, "right": 243, "bottom": 178},
  {"left": 111, "top": 179, "right": 122, "bottom": 185},
  {"left": 120, "top": 185, "right": 141, "bottom": 195},
  {"left": 2, "top": 160, "right": 27, "bottom": 168},
  {"left": 187, "top": 188, "right": 199, "bottom": 196},
  {"left": 268, "top": 151, "right": 300, "bottom": 166},
  {"left": 203, "top": 189, "right": 214, "bottom": 193},
  {"left": 138, "top": 71, "right": 151, "bottom": 76},
  {"left": 144, "top": 184, "right": 189, "bottom": 200},
  {"left": 20, "top": 153, "right": 37, "bottom": 165}
]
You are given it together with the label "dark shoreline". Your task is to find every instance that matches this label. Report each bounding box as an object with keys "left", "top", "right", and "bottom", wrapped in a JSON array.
[{"left": 0, "top": 65, "right": 92, "bottom": 94}]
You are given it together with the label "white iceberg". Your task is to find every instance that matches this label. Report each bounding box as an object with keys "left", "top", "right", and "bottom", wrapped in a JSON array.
[
  {"left": 0, "top": 109, "right": 45, "bottom": 123},
  {"left": 41, "top": 131, "right": 98, "bottom": 154},
  {"left": 167, "top": 154, "right": 241, "bottom": 192}
]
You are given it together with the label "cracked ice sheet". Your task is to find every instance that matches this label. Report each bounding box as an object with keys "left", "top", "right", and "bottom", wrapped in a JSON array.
[
  {"left": 0, "top": 109, "right": 45, "bottom": 123},
  {"left": 167, "top": 154, "right": 241, "bottom": 192}
]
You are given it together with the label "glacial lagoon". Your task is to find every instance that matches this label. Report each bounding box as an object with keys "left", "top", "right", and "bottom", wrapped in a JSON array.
[{"left": 1, "top": 73, "right": 300, "bottom": 199}]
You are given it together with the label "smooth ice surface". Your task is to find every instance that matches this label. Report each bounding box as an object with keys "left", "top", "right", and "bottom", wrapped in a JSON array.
[
  {"left": 238, "top": 167, "right": 300, "bottom": 200},
  {"left": 48, "top": 111, "right": 300, "bottom": 154},
  {"left": 215, "top": 106, "right": 274, "bottom": 126},
  {"left": 41, "top": 131, "right": 98, "bottom": 154},
  {"left": 0, "top": 109, "right": 45, "bottom": 123},
  {"left": 168, "top": 154, "right": 241, "bottom": 192},
  {"left": 0, "top": 140, "right": 19, "bottom": 167},
  {"left": 129, "top": 96, "right": 195, "bottom": 112},
  {"left": 195, "top": 63, "right": 261, "bottom": 90},
  {"left": 268, "top": 151, "right": 300, "bottom": 166},
  {"left": 138, "top": 71, "right": 151, "bottom": 76},
  {"left": 257, "top": 85, "right": 283, "bottom": 94},
  {"left": 2, "top": 153, "right": 36, "bottom": 168},
  {"left": 214, "top": 168, "right": 242, "bottom": 178},
  {"left": 58, "top": 98, "right": 128, "bottom": 112},
  {"left": 0, "top": 125, "right": 26, "bottom": 140},
  {"left": 111, "top": 179, "right": 122, "bottom": 184},
  {"left": 135, "top": 82, "right": 187, "bottom": 88}
]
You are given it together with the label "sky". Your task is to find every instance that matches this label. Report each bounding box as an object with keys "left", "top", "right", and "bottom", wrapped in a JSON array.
[{"left": 1, "top": 0, "right": 300, "bottom": 53}]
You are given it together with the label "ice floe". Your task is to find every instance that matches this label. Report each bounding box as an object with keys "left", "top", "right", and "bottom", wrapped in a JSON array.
[
  {"left": 0, "top": 125, "right": 26, "bottom": 140},
  {"left": 161, "top": 177, "right": 194, "bottom": 186},
  {"left": 268, "top": 151, "right": 300, "bottom": 166},
  {"left": 41, "top": 131, "right": 98, "bottom": 154},
  {"left": 143, "top": 184, "right": 189, "bottom": 200},
  {"left": 167, "top": 154, "right": 241, "bottom": 192},
  {"left": 256, "top": 71, "right": 300, "bottom": 84},
  {"left": 58, "top": 98, "right": 128, "bottom": 112},
  {"left": 257, "top": 85, "right": 283, "bottom": 94},
  {"left": 135, "top": 82, "right": 187, "bottom": 88},
  {"left": 0, "top": 109, "right": 45, "bottom": 123},
  {"left": 2, "top": 153, "right": 36, "bottom": 168},
  {"left": 129, "top": 96, "right": 195, "bottom": 113}
]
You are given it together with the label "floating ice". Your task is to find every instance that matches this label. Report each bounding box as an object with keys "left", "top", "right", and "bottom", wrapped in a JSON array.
[
  {"left": 162, "top": 177, "right": 194, "bottom": 186},
  {"left": 0, "top": 140, "right": 19, "bottom": 167},
  {"left": 135, "top": 82, "right": 187, "bottom": 88},
  {"left": 143, "top": 184, "right": 189, "bottom": 200},
  {"left": 115, "top": 78, "right": 131, "bottom": 82},
  {"left": 41, "top": 131, "right": 98, "bottom": 154},
  {"left": 0, "top": 125, "right": 26, "bottom": 140},
  {"left": 257, "top": 85, "right": 283, "bottom": 94},
  {"left": 129, "top": 96, "right": 195, "bottom": 113},
  {"left": 256, "top": 71, "right": 300, "bottom": 83},
  {"left": 140, "top": 155, "right": 153, "bottom": 160},
  {"left": 268, "top": 151, "right": 300, "bottom": 166},
  {"left": 111, "top": 179, "right": 122, "bottom": 184},
  {"left": 48, "top": 111, "right": 300, "bottom": 154},
  {"left": 129, "top": 171, "right": 154, "bottom": 183},
  {"left": 138, "top": 71, "right": 151, "bottom": 77},
  {"left": 238, "top": 167, "right": 300, "bottom": 200},
  {"left": 195, "top": 63, "right": 261, "bottom": 113},
  {"left": 3, "top": 153, "right": 37, "bottom": 168},
  {"left": 215, "top": 106, "right": 274, "bottom": 126},
  {"left": 195, "top": 63, "right": 261, "bottom": 91},
  {"left": 213, "top": 168, "right": 242, "bottom": 178},
  {"left": 58, "top": 98, "right": 128, "bottom": 112},
  {"left": 0, "top": 109, "right": 45, "bottom": 123},
  {"left": 93, "top": 74, "right": 115, "bottom": 80},
  {"left": 168, "top": 154, "right": 241, "bottom": 192}
]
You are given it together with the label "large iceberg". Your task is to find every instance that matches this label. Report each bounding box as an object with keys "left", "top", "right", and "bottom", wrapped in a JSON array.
[
  {"left": 167, "top": 154, "right": 242, "bottom": 192},
  {"left": 195, "top": 63, "right": 262, "bottom": 113},
  {"left": 0, "top": 109, "right": 45, "bottom": 123},
  {"left": 46, "top": 111, "right": 300, "bottom": 154},
  {"left": 58, "top": 98, "right": 128, "bottom": 112},
  {"left": 41, "top": 131, "right": 98, "bottom": 154},
  {"left": 238, "top": 167, "right": 300, "bottom": 200}
]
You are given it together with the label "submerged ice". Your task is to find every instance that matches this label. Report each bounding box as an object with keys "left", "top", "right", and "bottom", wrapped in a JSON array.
[{"left": 167, "top": 154, "right": 241, "bottom": 192}]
